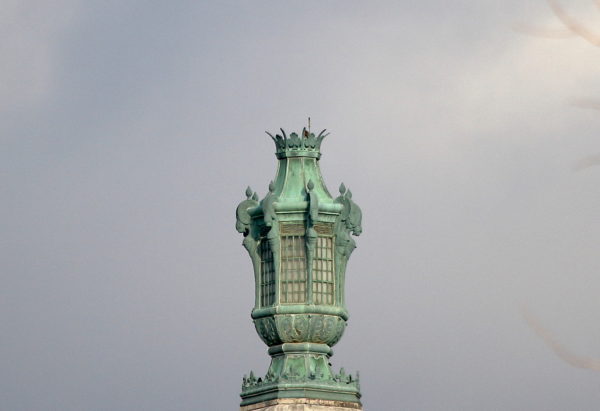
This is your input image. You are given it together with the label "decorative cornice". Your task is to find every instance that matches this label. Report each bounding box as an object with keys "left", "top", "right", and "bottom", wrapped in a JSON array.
[
  {"left": 240, "top": 398, "right": 362, "bottom": 411},
  {"left": 241, "top": 366, "right": 360, "bottom": 398}
]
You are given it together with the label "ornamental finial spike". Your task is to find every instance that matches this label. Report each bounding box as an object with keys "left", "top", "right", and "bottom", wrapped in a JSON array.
[
  {"left": 339, "top": 182, "right": 346, "bottom": 195},
  {"left": 245, "top": 186, "right": 253, "bottom": 199}
]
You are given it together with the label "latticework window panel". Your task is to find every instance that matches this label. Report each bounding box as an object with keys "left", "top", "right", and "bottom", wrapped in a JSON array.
[
  {"left": 312, "top": 236, "right": 334, "bottom": 304},
  {"left": 259, "top": 240, "right": 275, "bottom": 306},
  {"left": 280, "top": 235, "right": 307, "bottom": 303}
]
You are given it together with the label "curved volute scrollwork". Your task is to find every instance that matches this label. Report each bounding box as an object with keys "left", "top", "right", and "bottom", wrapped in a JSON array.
[
  {"left": 236, "top": 186, "right": 260, "bottom": 255},
  {"left": 261, "top": 180, "right": 280, "bottom": 283},
  {"left": 236, "top": 186, "right": 260, "bottom": 306},
  {"left": 334, "top": 183, "right": 363, "bottom": 305},
  {"left": 305, "top": 179, "right": 319, "bottom": 291}
]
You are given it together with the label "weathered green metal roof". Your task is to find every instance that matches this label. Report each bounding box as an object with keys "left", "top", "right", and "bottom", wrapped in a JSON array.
[{"left": 265, "top": 128, "right": 337, "bottom": 206}]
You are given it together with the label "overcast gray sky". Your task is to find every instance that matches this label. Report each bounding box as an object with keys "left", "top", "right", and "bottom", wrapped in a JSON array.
[{"left": 2, "top": 1, "right": 600, "bottom": 410}]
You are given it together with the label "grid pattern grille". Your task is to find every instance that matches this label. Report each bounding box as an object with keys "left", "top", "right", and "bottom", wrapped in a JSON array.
[
  {"left": 312, "top": 236, "right": 334, "bottom": 305},
  {"left": 259, "top": 240, "right": 275, "bottom": 306},
  {"left": 280, "top": 235, "right": 307, "bottom": 303},
  {"left": 314, "top": 222, "right": 334, "bottom": 235}
]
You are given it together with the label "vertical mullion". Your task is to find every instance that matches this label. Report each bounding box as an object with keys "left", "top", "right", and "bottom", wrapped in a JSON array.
[
  {"left": 284, "top": 236, "right": 288, "bottom": 303},
  {"left": 301, "top": 234, "right": 305, "bottom": 302},
  {"left": 269, "top": 244, "right": 273, "bottom": 304},
  {"left": 300, "top": 234, "right": 305, "bottom": 303},
  {"left": 283, "top": 236, "right": 287, "bottom": 303},
  {"left": 292, "top": 235, "right": 295, "bottom": 303},
  {"left": 317, "top": 236, "right": 321, "bottom": 303},
  {"left": 289, "top": 236, "right": 292, "bottom": 303},
  {"left": 260, "top": 243, "right": 263, "bottom": 307},
  {"left": 292, "top": 235, "right": 295, "bottom": 302},
  {"left": 296, "top": 235, "right": 300, "bottom": 302}
]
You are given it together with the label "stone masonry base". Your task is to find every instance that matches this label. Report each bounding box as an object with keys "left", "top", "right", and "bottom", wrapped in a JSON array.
[{"left": 240, "top": 398, "right": 362, "bottom": 411}]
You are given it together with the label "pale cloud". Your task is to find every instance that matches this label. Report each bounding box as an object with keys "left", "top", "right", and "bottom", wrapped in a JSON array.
[
  {"left": 572, "top": 152, "right": 600, "bottom": 170},
  {"left": 453, "top": 30, "right": 600, "bottom": 139},
  {"left": 0, "top": 0, "right": 80, "bottom": 111}
]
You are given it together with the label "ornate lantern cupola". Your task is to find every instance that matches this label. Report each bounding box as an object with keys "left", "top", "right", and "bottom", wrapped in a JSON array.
[{"left": 235, "top": 127, "right": 363, "bottom": 409}]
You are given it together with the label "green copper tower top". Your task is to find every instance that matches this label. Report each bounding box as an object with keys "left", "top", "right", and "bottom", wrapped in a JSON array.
[{"left": 235, "top": 127, "right": 363, "bottom": 408}]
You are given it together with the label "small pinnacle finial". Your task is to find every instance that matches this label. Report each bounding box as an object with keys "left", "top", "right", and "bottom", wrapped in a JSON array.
[
  {"left": 339, "top": 183, "right": 346, "bottom": 195},
  {"left": 308, "top": 117, "right": 311, "bottom": 133},
  {"left": 245, "top": 186, "right": 253, "bottom": 199},
  {"left": 347, "top": 189, "right": 353, "bottom": 199},
  {"left": 251, "top": 192, "right": 258, "bottom": 201}
]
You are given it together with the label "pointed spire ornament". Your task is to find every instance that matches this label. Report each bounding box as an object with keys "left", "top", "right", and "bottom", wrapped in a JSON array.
[{"left": 234, "top": 126, "right": 363, "bottom": 408}]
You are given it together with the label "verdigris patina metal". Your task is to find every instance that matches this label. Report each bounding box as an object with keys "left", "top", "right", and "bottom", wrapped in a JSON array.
[{"left": 235, "top": 127, "right": 363, "bottom": 407}]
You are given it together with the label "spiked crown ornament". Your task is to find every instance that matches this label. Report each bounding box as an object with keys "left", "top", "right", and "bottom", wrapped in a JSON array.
[{"left": 267, "top": 128, "right": 329, "bottom": 159}]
